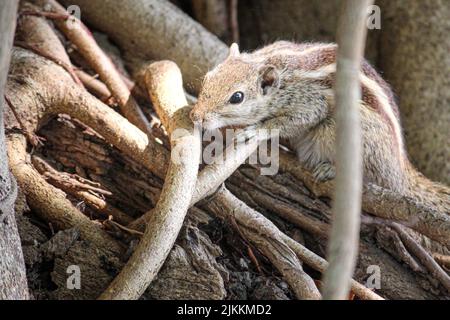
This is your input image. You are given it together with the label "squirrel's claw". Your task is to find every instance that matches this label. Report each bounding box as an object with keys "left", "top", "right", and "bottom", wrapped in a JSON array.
[{"left": 312, "top": 162, "right": 336, "bottom": 182}]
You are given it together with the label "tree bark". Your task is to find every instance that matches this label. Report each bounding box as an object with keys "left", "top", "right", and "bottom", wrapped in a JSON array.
[{"left": 0, "top": 0, "right": 29, "bottom": 300}]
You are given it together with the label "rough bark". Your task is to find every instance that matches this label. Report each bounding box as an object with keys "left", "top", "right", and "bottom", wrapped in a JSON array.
[
  {"left": 378, "top": 0, "right": 450, "bottom": 185},
  {"left": 30, "top": 0, "right": 154, "bottom": 136},
  {"left": 205, "top": 186, "right": 324, "bottom": 299},
  {"left": 0, "top": 0, "right": 29, "bottom": 300}
]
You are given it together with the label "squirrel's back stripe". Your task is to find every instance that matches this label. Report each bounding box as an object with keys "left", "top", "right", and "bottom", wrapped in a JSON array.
[{"left": 298, "top": 60, "right": 405, "bottom": 159}]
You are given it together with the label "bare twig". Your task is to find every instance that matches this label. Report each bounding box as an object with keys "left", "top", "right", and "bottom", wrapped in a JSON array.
[
  {"left": 32, "top": 155, "right": 133, "bottom": 225},
  {"left": 322, "top": 0, "right": 372, "bottom": 300},
  {"left": 5, "top": 95, "right": 45, "bottom": 147},
  {"left": 14, "top": 40, "right": 83, "bottom": 86},
  {"left": 74, "top": 69, "right": 112, "bottom": 102}
]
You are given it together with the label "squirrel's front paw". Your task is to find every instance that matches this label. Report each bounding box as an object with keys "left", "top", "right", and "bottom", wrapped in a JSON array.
[
  {"left": 312, "top": 162, "right": 336, "bottom": 182},
  {"left": 233, "top": 125, "right": 258, "bottom": 143}
]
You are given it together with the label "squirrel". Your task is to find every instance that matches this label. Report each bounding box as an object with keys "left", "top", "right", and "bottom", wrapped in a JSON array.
[{"left": 190, "top": 41, "right": 449, "bottom": 213}]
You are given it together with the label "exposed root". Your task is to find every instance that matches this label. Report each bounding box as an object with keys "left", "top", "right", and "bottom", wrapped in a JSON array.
[
  {"left": 363, "top": 215, "right": 450, "bottom": 292},
  {"left": 99, "top": 61, "right": 201, "bottom": 299},
  {"left": 7, "top": 134, "right": 124, "bottom": 255}
]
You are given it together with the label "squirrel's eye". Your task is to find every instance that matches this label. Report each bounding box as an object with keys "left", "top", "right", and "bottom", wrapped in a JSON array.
[{"left": 229, "top": 91, "right": 244, "bottom": 104}]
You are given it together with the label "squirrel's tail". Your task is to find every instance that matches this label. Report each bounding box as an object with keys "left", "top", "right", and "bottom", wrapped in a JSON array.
[{"left": 405, "top": 163, "right": 450, "bottom": 214}]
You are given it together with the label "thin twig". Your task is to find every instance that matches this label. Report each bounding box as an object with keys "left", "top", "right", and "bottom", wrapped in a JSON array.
[
  {"left": 13, "top": 40, "right": 83, "bottom": 86},
  {"left": 5, "top": 95, "right": 46, "bottom": 148}
]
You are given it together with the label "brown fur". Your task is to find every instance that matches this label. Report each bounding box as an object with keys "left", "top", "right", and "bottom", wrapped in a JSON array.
[{"left": 191, "top": 41, "right": 450, "bottom": 213}]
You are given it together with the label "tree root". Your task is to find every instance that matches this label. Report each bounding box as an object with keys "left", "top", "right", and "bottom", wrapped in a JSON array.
[
  {"left": 99, "top": 61, "right": 201, "bottom": 299},
  {"left": 7, "top": 134, "right": 123, "bottom": 255},
  {"left": 363, "top": 215, "right": 450, "bottom": 292},
  {"left": 31, "top": 0, "right": 153, "bottom": 135},
  {"left": 205, "top": 185, "right": 321, "bottom": 299}
]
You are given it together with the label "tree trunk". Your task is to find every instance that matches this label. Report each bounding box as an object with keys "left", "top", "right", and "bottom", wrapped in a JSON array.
[
  {"left": 378, "top": 0, "right": 450, "bottom": 185},
  {"left": 0, "top": 0, "right": 29, "bottom": 300}
]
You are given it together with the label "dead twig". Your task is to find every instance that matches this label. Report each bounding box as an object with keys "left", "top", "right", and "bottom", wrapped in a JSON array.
[{"left": 14, "top": 40, "right": 82, "bottom": 86}]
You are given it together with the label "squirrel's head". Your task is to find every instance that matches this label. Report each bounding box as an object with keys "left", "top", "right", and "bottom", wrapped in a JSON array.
[{"left": 190, "top": 43, "right": 281, "bottom": 131}]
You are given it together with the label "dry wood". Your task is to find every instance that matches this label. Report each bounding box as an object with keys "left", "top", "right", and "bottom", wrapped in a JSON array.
[
  {"left": 278, "top": 150, "right": 450, "bottom": 247},
  {"left": 70, "top": 0, "right": 450, "bottom": 248},
  {"left": 75, "top": 70, "right": 112, "bottom": 102},
  {"left": 204, "top": 185, "right": 383, "bottom": 300},
  {"left": 41, "top": 116, "right": 440, "bottom": 299},
  {"left": 205, "top": 186, "right": 321, "bottom": 299},
  {"left": 4, "top": 0, "right": 449, "bottom": 300},
  {"left": 32, "top": 155, "right": 132, "bottom": 225},
  {"left": 363, "top": 215, "right": 450, "bottom": 292}
]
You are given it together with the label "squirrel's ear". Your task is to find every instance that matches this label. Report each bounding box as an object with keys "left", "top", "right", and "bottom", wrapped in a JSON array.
[
  {"left": 228, "top": 43, "right": 240, "bottom": 58},
  {"left": 258, "top": 65, "right": 279, "bottom": 95}
]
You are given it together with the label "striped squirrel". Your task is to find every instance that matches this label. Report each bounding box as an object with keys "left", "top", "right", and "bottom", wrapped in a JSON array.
[{"left": 190, "top": 41, "right": 449, "bottom": 212}]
